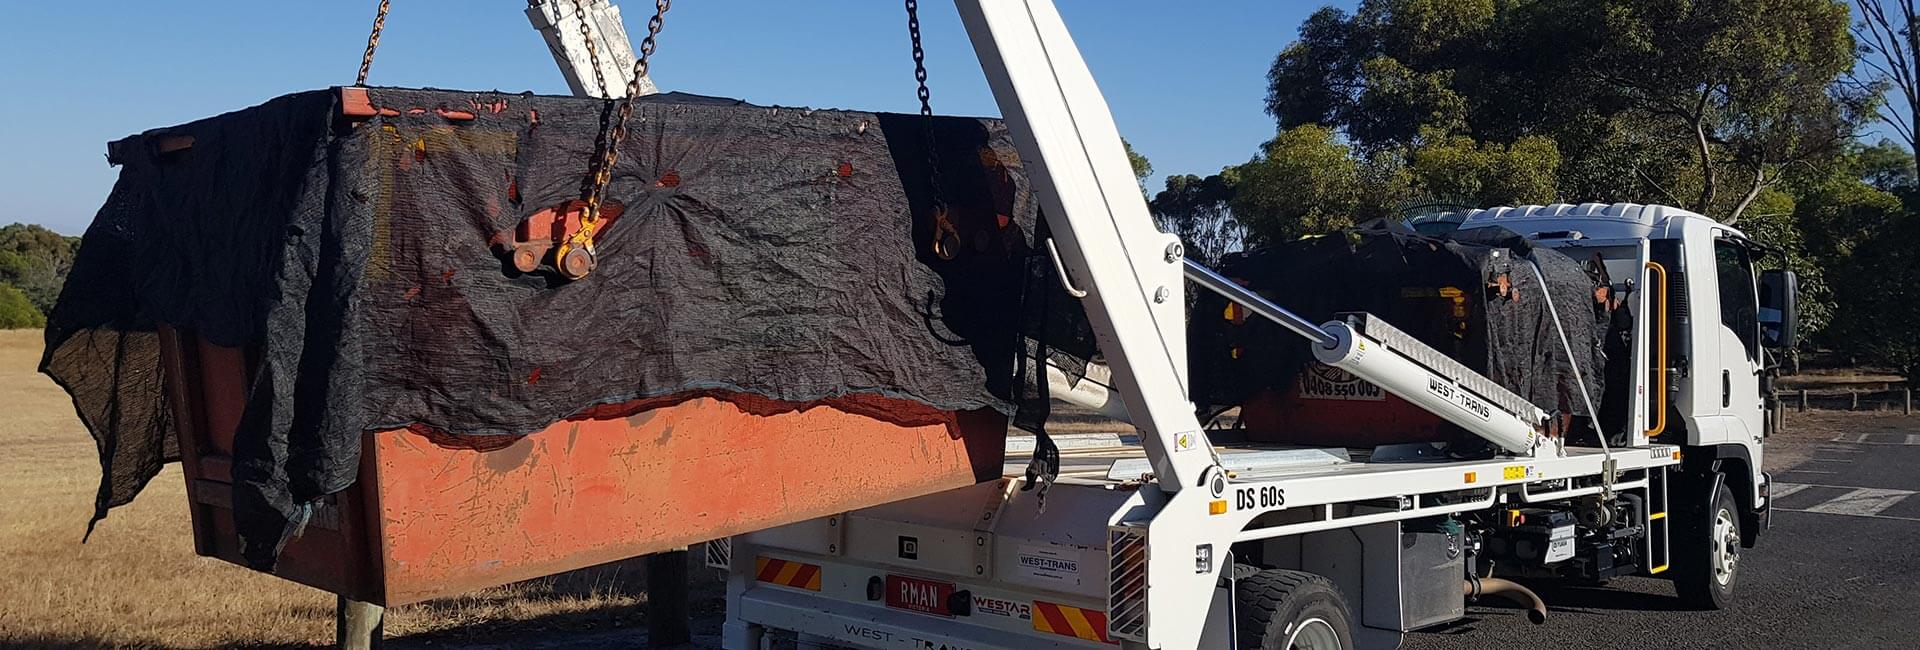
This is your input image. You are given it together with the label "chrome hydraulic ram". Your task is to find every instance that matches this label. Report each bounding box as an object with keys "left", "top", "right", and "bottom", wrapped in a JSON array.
[
  {"left": 1182, "top": 258, "right": 1336, "bottom": 347},
  {"left": 1183, "top": 259, "right": 1544, "bottom": 455}
]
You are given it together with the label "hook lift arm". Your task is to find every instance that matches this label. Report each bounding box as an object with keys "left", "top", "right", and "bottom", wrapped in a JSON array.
[{"left": 528, "top": 0, "right": 659, "bottom": 99}]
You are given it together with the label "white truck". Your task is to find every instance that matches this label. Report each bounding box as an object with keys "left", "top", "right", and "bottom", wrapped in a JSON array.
[
  {"left": 696, "top": 3, "right": 1797, "bottom": 649},
  {"left": 525, "top": 1, "right": 1794, "bottom": 648},
  {"left": 711, "top": 199, "right": 1793, "bottom": 650}
]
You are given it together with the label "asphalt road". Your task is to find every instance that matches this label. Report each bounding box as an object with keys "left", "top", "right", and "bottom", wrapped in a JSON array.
[{"left": 1405, "top": 426, "right": 1920, "bottom": 650}]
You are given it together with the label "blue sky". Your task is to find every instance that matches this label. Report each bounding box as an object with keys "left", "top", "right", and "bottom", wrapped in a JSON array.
[{"left": 0, "top": 1, "right": 1345, "bottom": 235}]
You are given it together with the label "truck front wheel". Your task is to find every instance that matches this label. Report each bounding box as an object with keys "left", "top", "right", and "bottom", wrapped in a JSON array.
[
  {"left": 1236, "top": 569, "right": 1355, "bottom": 650},
  {"left": 1674, "top": 478, "right": 1741, "bottom": 609}
]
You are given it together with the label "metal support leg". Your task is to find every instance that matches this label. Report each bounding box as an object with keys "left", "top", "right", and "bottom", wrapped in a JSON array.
[
  {"left": 335, "top": 595, "right": 384, "bottom": 650},
  {"left": 721, "top": 538, "right": 763, "bottom": 650},
  {"left": 648, "top": 548, "right": 692, "bottom": 648}
]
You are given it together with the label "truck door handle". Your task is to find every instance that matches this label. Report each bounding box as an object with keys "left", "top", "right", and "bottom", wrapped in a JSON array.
[{"left": 1722, "top": 369, "right": 1731, "bottom": 408}]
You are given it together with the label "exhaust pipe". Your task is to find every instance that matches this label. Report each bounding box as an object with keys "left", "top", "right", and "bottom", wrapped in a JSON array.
[{"left": 1465, "top": 576, "right": 1548, "bottom": 624}]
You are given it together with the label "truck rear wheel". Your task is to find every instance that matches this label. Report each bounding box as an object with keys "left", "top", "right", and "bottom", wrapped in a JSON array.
[
  {"left": 1236, "top": 569, "right": 1355, "bottom": 650},
  {"left": 1674, "top": 479, "right": 1740, "bottom": 610}
]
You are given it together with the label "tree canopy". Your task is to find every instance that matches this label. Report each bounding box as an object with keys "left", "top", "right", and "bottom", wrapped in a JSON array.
[
  {"left": 0, "top": 223, "right": 78, "bottom": 327},
  {"left": 1261, "top": 0, "right": 1872, "bottom": 225},
  {"left": 0, "top": 284, "right": 44, "bottom": 329}
]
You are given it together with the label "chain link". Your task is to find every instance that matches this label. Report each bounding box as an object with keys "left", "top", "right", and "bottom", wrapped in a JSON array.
[
  {"left": 572, "top": 0, "right": 613, "bottom": 100},
  {"left": 355, "top": 0, "right": 392, "bottom": 86},
  {"left": 905, "top": 0, "right": 957, "bottom": 259},
  {"left": 561, "top": 0, "right": 670, "bottom": 274}
]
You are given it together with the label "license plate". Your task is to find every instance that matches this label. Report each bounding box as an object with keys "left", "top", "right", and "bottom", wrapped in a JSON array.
[{"left": 884, "top": 574, "right": 956, "bottom": 617}]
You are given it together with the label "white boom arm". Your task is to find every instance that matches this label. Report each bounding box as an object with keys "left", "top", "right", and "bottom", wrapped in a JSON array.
[
  {"left": 528, "top": 0, "right": 658, "bottom": 98},
  {"left": 954, "top": 0, "right": 1217, "bottom": 491}
]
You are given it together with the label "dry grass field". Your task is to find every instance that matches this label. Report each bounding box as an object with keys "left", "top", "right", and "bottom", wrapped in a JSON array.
[{"left": 0, "top": 330, "right": 678, "bottom": 649}]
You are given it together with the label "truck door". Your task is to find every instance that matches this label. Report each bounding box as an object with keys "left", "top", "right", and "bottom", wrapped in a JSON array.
[{"left": 1711, "top": 235, "right": 1765, "bottom": 442}]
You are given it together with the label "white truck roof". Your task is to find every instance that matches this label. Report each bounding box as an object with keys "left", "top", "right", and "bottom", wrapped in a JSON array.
[{"left": 1419, "top": 202, "right": 1741, "bottom": 241}]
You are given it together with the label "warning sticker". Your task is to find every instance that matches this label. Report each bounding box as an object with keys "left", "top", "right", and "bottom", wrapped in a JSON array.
[{"left": 1298, "top": 363, "right": 1385, "bottom": 401}]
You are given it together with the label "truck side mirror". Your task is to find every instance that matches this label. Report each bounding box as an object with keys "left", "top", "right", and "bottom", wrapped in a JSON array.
[{"left": 1758, "top": 269, "right": 1797, "bottom": 349}]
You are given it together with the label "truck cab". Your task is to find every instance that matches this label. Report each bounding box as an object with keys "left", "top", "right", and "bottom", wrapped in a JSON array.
[{"left": 1450, "top": 203, "right": 1791, "bottom": 559}]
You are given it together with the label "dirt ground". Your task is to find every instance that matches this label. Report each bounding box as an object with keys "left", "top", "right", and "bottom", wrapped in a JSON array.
[
  {"left": 0, "top": 330, "right": 701, "bottom": 649},
  {"left": 1, "top": 325, "right": 1908, "bottom": 648}
]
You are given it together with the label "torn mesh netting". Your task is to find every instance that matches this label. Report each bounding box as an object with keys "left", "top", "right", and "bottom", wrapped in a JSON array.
[{"left": 44, "top": 88, "right": 1080, "bottom": 568}]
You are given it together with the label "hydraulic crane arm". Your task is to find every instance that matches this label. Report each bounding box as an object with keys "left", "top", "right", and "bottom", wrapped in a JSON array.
[{"left": 955, "top": 0, "right": 1217, "bottom": 491}]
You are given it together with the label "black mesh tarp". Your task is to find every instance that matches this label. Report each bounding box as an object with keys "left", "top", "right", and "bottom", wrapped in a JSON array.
[
  {"left": 1188, "top": 221, "right": 1609, "bottom": 447},
  {"left": 45, "top": 87, "right": 1054, "bottom": 568}
]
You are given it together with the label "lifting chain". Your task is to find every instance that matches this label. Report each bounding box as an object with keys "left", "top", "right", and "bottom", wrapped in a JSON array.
[
  {"left": 906, "top": 0, "right": 959, "bottom": 260},
  {"left": 557, "top": 0, "right": 671, "bottom": 280},
  {"left": 355, "top": 0, "right": 393, "bottom": 86}
]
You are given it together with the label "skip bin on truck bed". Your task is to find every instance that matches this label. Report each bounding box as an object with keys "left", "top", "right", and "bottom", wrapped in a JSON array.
[{"left": 46, "top": 86, "right": 1050, "bottom": 605}]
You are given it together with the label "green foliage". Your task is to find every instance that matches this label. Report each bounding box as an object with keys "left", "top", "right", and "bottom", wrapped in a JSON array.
[
  {"left": 1403, "top": 131, "right": 1561, "bottom": 208},
  {"left": 0, "top": 284, "right": 45, "bottom": 329},
  {"left": 1123, "top": 139, "right": 1153, "bottom": 189},
  {"left": 1230, "top": 125, "right": 1363, "bottom": 244},
  {"left": 1263, "top": 0, "right": 1871, "bottom": 224},
  {"left": 1738, "top": 188, "right": 1833, "bottom": 339},
  {"left": 1150, "top": 171, "right": 1244, "bottom": 265},
  {"left": 0, "top": 223, "right": 79, "bottom": 314},
  {"left": 1826, "top": 210, "right": 1920, "bottom": 381},
  {"left": 1851, "top": 138, "right": 1917, "bottom": 194},
  {"left": 1794, "top": 177, "right": 1905, "bottom": 261},
  {"left": 1791, "top": 176, "right": 1920, "bottom": 373},
  {"left": 1348, "top": 57, "right": 1469, "bottom": 146}
]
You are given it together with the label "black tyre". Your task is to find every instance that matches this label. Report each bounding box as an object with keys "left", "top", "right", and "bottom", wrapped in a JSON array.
[
  {"left": 1674, "top": 478, "right": 1741, "bottom": 609},
  {"left": 1236, "top": 569, "right": 1355, "bottom": 650}
]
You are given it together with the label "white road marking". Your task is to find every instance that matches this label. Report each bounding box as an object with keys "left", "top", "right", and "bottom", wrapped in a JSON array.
[
  {"left": 1803, "top": 488, "right": 1915, "bottom": 517},
  {"left": 1805, "top": 458, "right": 1852, "bottom": 462},
  {"left": 1828, "top": 433, "right": 1920, "bottom": 445},
  {"left": 1772, "top": 482, "right": 1920, "bottom": 521},
  {"left": 1816, "top": 447, "right": 1863, "bottom": 453},
  {"left": 1781, "top": 469, "right": 1837, "bottom": 474}
]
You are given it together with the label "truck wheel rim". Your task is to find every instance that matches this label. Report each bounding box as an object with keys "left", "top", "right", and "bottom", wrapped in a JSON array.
[
  {"left": 1285, "top": 617, "right": 1342, "bottom": 650},
  {"left": 1712, "top": 507, "right": 1739, "bottom": 586}
]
